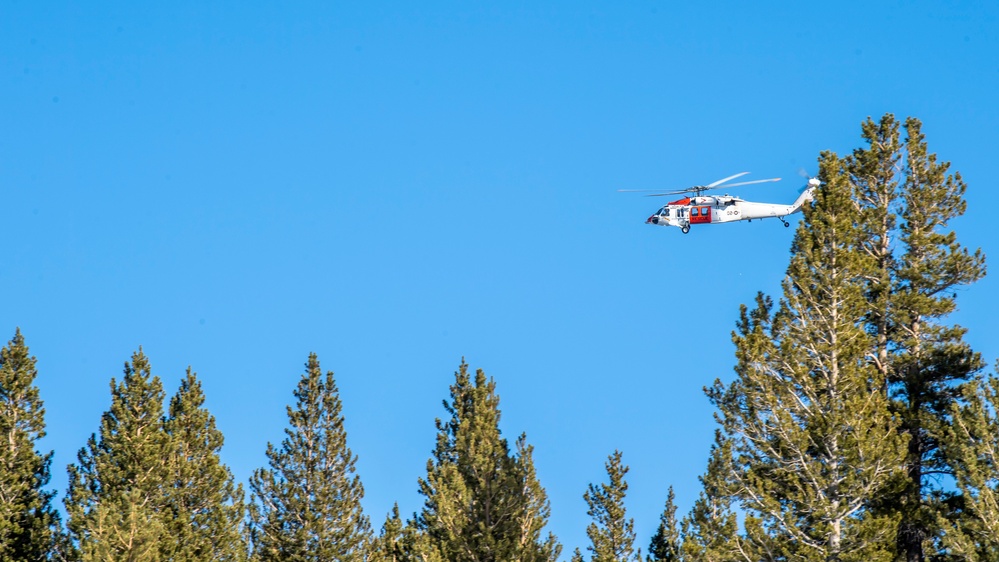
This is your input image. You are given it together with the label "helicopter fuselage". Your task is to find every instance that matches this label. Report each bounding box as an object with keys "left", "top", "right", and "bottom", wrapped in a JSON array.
[{"left": 646, "top": 189, "right": 814, "bottom": 233}]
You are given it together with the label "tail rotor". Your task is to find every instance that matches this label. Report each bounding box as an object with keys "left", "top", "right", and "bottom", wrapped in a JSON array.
[{"left": 797, "top": 168, "right": 820, "bottom": 191}]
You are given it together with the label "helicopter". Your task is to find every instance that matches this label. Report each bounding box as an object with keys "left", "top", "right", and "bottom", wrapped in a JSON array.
[{"left": 620, "top": 172, "right": 819, "bottom": 234}]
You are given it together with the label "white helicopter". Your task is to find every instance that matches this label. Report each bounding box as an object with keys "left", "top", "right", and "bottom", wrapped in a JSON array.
[{"left": 620, "top": 172, "right": 819, "bottom": 234}]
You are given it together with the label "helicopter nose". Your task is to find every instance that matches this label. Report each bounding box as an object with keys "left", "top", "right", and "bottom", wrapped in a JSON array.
[{"left": 647, "top": 215, "right": 659, "bottom": 225}]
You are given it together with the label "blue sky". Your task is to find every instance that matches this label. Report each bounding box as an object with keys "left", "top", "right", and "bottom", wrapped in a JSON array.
[{"left": 2, "top": 0, "right": 997, "bottom": 556}]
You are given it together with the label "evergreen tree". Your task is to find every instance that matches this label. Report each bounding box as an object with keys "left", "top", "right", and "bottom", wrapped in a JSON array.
[
  {"left": 370, "top": 504, "right": 445, "bottom": 562},
  {"left": 679, "top": 433, "right": 740, "bottom": 562},
  {"left": 846, "top": 114, "right": 902, "bottom": 383},
  {"left": 938, "top": 366, "right": 999, "bottom": 561},
  {"left": 65, "top": 349, "right": 168, "bottom": 562},
  {"left": 416, "top": 361, "right": 560, "bottom": 562},
  {"left": 888, "top": 117, "right": 986, "bottom": 562},
  {"left": 371, "top": 504, "right": 405, "bottom": 562},
  {"left": 647, "top": 487, "right": 680, "bottom": 562},
  {"left": 162, "top": 368, "right": 248, "bottom": 562},
  {"left": 248, "top": 353, "right": 371, "bottom": 562},
  {"left": 580, "top": 450, "right": 638, "bottom": 562},
  {"left": 707, "top": 154, "right": 906, "bottom": 562},
  {"left": 0, "top": 329, "right": 62, "bottom": 561},
  {"left": 847, "top": 114, "right": 986, "bottom": 562}
]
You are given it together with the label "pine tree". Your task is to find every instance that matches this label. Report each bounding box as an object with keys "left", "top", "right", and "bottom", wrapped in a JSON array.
[
  {"left": 846, "top": 114, "right": 902, "bottom": 383},
  {"left": 248, "top": 353, "right": 371, "bottom": 562},
  {"left": 845, "top": 114, "right": 987, "bottom": 562},
  {"left": 647, "top": 487, "right": 680, "bottom": 562},
  {"left": 0, "top": 329, "right": 62, "bottom": 561},
  {"left": 888, "top": 117, "right": 986, "bottom": 562},
  {"left": 416, "top": 360, "right": 560, "bottom": 562},
  {"left": 938, "top": 366, "right": 999, "bottom": 561},
  {"left": 579, "top": 450, "right": 638, "bottom": 562},
  {"left": 678, "top": 433, "right": 740, "bottom": 562},
  {"left": 65, "top": 348, "right": 168, "bottom": 562},
  {"left": 707, "top": 154, "right": 906, "bottom": 562},
  {"left": 161, "top": 368, "right": 248, "bottom": 561},
  {"left": 372, "top": 504, "right": 405, "bottom": 562},
  {"left": 370, "top": 504, "right": 446, "bottom": 562}
]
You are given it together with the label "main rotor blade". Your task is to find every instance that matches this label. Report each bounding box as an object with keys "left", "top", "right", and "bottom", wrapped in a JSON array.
[
  {"left": 619, "top": 173, "right": 779, "bottom": 197},
  {"left": 718, "top": 177, "right": 781, "bottom": 188},
  {"left": 644, "top": 190, "right": 693, "bottom": 197},
  {"left": 618, "top": 188, "right": 693, "bottom": 196},
  {"left": 706, "top": 172, "right": 750, "bottom": 188}
]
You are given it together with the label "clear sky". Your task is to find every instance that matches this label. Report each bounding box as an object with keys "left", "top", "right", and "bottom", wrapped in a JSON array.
[{"left": 3, "top": 0, "right": 997, "bottom": 556}]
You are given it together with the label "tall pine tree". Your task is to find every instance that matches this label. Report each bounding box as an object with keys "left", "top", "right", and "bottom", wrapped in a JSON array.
[
  {"left": 416, "top": 361, "right": 560, "bottom": 562},
  {"left": 0, "top": 329, "right": 63, "bottom": 561},
  {"left": 248, "top": 353, "right": 371, "bottom": 562},
  {"left": 65, "top": 348, "right": 169, "bottom": 562},
  {"left": 579, "top": 450, "right": 638, "bottom": 562},
  {"left": 847, "top": 114, "right": 986, "bottom": 562},
  {"left": 890, "top": 117, "right": 985, "bottom": 562},
  {"left": 161, "top": 368, "right": 248, "bottom": 562},
  {"left": 707, "top": 154, "right": 906, "bottom": 562},
  {"left": 846, "top": 114, "right": 902, "bottom": 384}
]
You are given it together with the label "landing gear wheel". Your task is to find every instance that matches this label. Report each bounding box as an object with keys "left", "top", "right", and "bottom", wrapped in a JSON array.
[
  {"left": 681, "top": 225, "right": 690, "bottom": 234},
  {"left": 783, "top": 220, "right": 790, "bottom": 228}
]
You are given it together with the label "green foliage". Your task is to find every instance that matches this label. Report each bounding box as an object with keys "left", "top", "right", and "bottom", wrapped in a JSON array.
[
  {"left": 647, "top": 487, "right": 679, "bottom": 562},
  {"left": 161, "top": 369, "right": 248, "bottom": 562},
  {"left": 678, "top": 433, "right": 742, "bottom": 562},
  {"left": 370, "top": 505, "right": 445, "bottom": 562},
  {"left": 248, "top": 353, "right": 371, "bottom": 562},
  {"left": 65, "top": 351, "right": 249, "bottom": 562},
  {"left": 707, "top": 152, "right": 906, "bottom": 561},
  {"left": 938, "top": 366, "right": 999, "bottom": 561},
  {"left": 847, "top": 114, "right": 986, "bottom": 561},
  {"left": 693, "top": 113, "right": 988, "bottom": 562},
  {"left": 65, "top": 349, "right": 169, "bottom": 562},
  {"left": 580, "top": 450, "right": 638, "bottom": 562},
  {"left": 0, "top": 329, "right": 63, "bottom": 561},
  {"left": 847, "top": 114, "right": 901, "bottom": 380},
  {"left": 371, "top": 504, "right": 405, "bottom": 562},
  {"left": 416, "top": 361, "right": 560, "bottom": 562}
]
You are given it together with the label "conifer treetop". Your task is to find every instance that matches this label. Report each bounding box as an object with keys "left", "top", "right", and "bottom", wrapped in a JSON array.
[
  {"left": 249, "top": 353, "right": 371, "bottom": 562},
  {"left": 64, "top": 348, "right": 169, "bottom": 562},
  {"left": 0, "top": 328, "right": 63, "bottom": 561},
  {"left": 581, "top": 450, "right": 638, "bottom": 562},
  {"left": 417, "top": 360, "right": 560, "bottom": 562}
]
